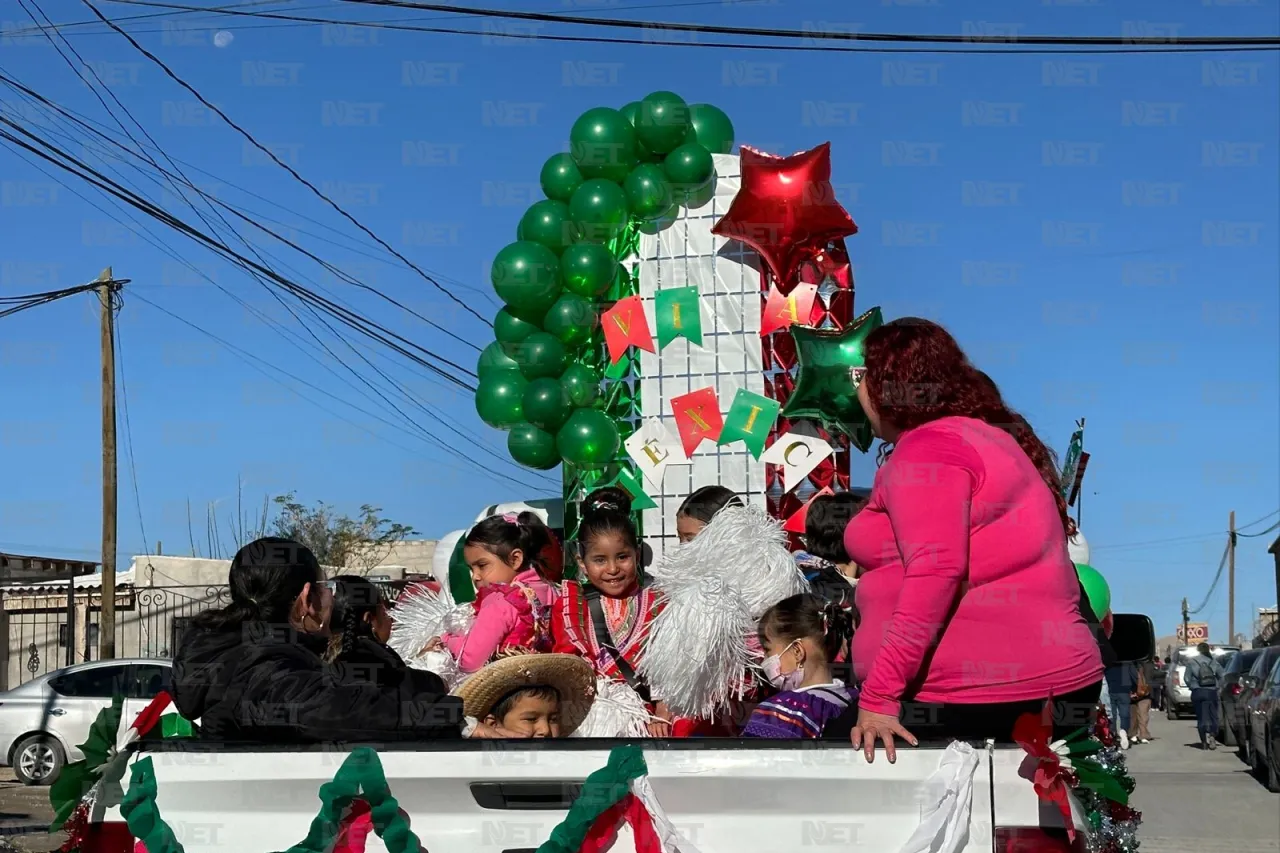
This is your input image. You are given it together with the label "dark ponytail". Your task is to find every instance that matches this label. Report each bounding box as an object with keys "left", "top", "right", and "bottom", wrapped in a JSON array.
[
  {"left": 758, "top": 593, "right": 852, "bottom": 666},
  {"left": 676, "top": 485, "right": 743, "bottom": 525},
  {"left": 465, "top": 511, "right": 559, "bottom": 580},
  {"left": 192, "top": 537, "right": 321, "bottom": 631},
  {"left": 578, "top": 487, "right": 640, "bottom": 555},
  {"left": 324, "top": 575, "right": 384, "bottom": 662}
]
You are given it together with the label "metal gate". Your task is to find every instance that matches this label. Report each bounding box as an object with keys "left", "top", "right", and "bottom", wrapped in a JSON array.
[{"left": 1, "top": 584, "right": 230, "bottom": 690}]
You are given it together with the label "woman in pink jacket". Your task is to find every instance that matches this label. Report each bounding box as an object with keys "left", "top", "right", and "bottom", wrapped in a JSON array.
[
  {"left": 840, "top": 318, "right": 1103, "bottom": 761},
  {"left": 429, "top": 512, "right": 561, "bottom": 673}
]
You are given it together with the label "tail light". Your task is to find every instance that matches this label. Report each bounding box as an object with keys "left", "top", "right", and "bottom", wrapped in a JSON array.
[
  {"left": 1231, "top": 684, "right": 1244, "bottom": 696},
  {"left": 80, "top": 822, "right": 133, "bottom": 853},
  {"left": 995, "top": 827, "right": 1086, "bottom": 852},
  {"left": 1172, "top": 672, "right": 1182, "bottom": 687}
]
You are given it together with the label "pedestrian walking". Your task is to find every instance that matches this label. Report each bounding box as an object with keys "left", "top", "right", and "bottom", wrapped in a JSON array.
[
  {"left": 1104, "top": 660, "right": 1138, "bottom": 749},
  {"left": 1184, "top": 643, "right": 1225, "bottom": 749},
  {"left": 1131, "top": 655, "right": 1156, "bottom": 743}
]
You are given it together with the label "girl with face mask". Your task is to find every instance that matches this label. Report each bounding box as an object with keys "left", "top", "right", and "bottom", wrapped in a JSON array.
[{"left": 741, "top": 594, "right": 857, "bottom": 739}]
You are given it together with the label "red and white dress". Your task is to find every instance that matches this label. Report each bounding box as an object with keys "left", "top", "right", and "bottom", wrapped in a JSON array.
[{"left": 552, "top": 580, "right": 662, "bottom": 688}]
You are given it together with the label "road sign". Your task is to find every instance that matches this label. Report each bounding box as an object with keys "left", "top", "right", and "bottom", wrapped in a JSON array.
[
  {"left": 1176, "top": 622, "right": 1210, "bottom": 643},
  {"left": 1060, "top": 428, "right": 1084, "bottom": 498}
]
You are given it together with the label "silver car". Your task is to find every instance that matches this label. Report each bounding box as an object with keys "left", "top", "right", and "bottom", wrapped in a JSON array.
[
  {"left": 0, "top": 658, "right": 171, "bottom": 785},
  {"left": 1164, "top": 644, "right": 1239, "bottom": 719}
]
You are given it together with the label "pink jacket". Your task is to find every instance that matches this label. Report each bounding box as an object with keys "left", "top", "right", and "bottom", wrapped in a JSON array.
[
  {"left": 442, "top": 568, "right": 559, "bottom": 672},
  {"left": 845, "top": 417, "right": 1102, "bottom": 716}
]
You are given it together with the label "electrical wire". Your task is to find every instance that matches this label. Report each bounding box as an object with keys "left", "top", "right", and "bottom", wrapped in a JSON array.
[
  {"left": 1188, "top": 539, "right": 1230, "bottom": 616},
  {"left": 337, "top": 0, "right": 1280, "bottom": 46},
  {"left": 1237, "top": 520, "right": 1280, "bottom": 539},
  {"left": 0, "top": 282, "right": 102, "bottom": 318},
  {"left": 80, "top": 0, "right": 492, "bottom": 328},
  {"left": 73, "top": 0, "right": 1280, "bottom": 54},
  {"left": 113, "top": 292, "right": 152, "bottom": 561}
]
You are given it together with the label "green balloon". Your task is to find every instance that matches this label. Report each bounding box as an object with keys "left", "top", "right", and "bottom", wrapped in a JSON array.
[
  {"left": 569, "top": 178, "right": 630, "bottom": 243},
  {"left": 491, "top": 241, "right": 561, "bottom": 321},
  {"left": 508, "top": 422, "right": 560, "bottom": 470},
  {"left": 1075, "top": 563, "right": 1111, "bottom": 620},
  {"left": 556, "top": 408, "right": 620, "bottom": 467},
  {"left": 636, "top": 91, "right": 691, "bottom": 155},
  {"left": 522, "top": 377, "right": 573, "bottom": 432},
  {"left": 511, "top": 331, "right": 566, "bottom": 381},
  {"left": 517, "top": 199, "right": 577, "bottom": 255},
  {"left": 475, "top": 373, "right": 528, "bottom": 429},
  {"left": 540, "top": 153, "right": 584, "bottom": 203},
  {"left": 494, "top": 307, "right": 538, "bottom": 351},
  {"left": 686, "top": 103, "right": 735, "bottom": 155},
  {"left": 560, "top": 363, "right": 601, "bottom": 407},
  {"left": 477, "top": 340, "right": 519, "bottom": 379},
  {"left": 559, "top": 243, "right": 617, "bottom": 298},
  {"left": 543, "top": 293, "right": 597, "bottom": 348},
  {"left": 623, "top": 163, "right": 674, "bottom": 221},
  {"left": 664, "top": 143, "right": 714, "bottom": 195},
  {"left": 569, "top": 107, "right": 638, "bottom": 183},
  {"left": 620, "top": 101, "right": 641, "bottom": 127}
]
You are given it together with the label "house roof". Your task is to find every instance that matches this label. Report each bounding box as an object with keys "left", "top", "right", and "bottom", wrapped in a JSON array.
[{"left": 0, "top": 568, "right": 136, "bottom": 594}]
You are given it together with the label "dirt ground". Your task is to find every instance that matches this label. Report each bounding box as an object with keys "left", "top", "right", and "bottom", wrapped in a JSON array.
[{"left": 0, "top": 769, "right": 62, "bottom": 853}]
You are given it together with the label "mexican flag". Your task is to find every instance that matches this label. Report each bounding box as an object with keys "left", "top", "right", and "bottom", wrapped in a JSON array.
[{"left": 539, "top": 746, "right": 699, "bottom": 853}]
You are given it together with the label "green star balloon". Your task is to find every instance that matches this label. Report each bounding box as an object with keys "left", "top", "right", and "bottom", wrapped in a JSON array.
[{"left": 780, "top": 306, "right": 883, "bottom": 452}]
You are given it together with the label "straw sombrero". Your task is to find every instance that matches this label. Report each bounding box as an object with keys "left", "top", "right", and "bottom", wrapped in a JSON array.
[{"left": 454, "top": 653, "right": 596, "bottom": 736}]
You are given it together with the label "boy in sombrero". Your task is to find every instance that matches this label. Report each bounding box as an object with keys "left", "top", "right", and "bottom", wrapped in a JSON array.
[{"left": 455, "top": 653, "right": 596, "bottom": 738}]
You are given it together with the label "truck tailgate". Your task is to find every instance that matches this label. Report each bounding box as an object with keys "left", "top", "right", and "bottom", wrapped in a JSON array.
[{"left": 113, "top": 741, "right": 996, "bottom": 852}]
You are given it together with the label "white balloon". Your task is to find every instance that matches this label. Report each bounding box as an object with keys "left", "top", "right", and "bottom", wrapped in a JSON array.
[
  {"left": 1067, "top": 529, "right": 1090, "bottom": 565},
  {"left": 431, "top": 529, "right": 466, "bottom": 605}
]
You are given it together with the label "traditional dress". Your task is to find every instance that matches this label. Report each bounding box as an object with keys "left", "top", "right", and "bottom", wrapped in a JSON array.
[
  {"left": 552, "top": 579, "right": 662, "bottom": 683},
  {"left": 441, "top": 568, "right": 558, "bottom": 673},
  {"left": 742, "top": 681, "right": 858, "bottom": 739}
]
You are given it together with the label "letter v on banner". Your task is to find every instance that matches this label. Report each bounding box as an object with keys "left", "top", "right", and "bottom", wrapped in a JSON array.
[
  {"left": 669, "top": 387, "right": 723, "bottom": 458},
  {"left": 760, "top": 282, "right": 818, "bottom": 336},
  {"left": 602, "top": 295, "right": 656, "bottom": 364}
]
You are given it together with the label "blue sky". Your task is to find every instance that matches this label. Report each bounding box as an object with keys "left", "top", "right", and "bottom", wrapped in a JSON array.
[{"left": 1, "top": 0, "right": 1277, "bottom": 641}]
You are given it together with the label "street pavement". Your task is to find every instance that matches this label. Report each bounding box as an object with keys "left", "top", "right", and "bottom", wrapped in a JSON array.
[
  {"left": 0, "top": 716, "right": 1274, "bottom": 852},
  {"left": 1127, "top": 715, "right": 1279, "bottom": 853}
]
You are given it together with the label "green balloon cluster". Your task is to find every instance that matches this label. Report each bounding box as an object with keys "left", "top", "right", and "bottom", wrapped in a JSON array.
[{"left": 480, "top": 92, "right": 734, "bottom": 471}]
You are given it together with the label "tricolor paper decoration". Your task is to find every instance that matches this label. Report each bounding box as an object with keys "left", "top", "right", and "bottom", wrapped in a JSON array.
[
  {"left": 654, "top": 286, "right": 703, "bottom": 349},
  {"left": 760, "top": 282, "right": 818, "bottom": 336},
  {"left": 624, "top": 417, "right": 686, "bottom": 489},
  {"left": 717, "top": 389, "right": 780, "bottom": 460}
]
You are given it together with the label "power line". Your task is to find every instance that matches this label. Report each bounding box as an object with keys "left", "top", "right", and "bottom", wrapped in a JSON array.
[
  {"left": 1238, "top": 520, "right": 1280, "bottom": 539},
  {"left": 1238, "top": 508, "right": 1280, "bottom": 530},
  {"left": 338, "top": 0, "right": 1280, "bottom": 47},
  {"left": 1189, "top": 539, "right": 1230, "bottom": 615},
  {"left": 80, "top": 0, "right": 492, "bottom": 328},
  {"left": 84, "top": 0, "right": 1280, "bottom": 54},
  {"left": 114, "top": 294, "right": 151, "bottom": 560},
  {"left": 0, "top": 282, "right": 102, "bottom": 318}
]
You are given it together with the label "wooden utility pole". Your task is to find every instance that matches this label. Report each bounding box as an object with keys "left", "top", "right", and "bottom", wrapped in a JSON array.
[
  {"left": 1181, "top": 597, "right": 1190, "bottom": 649},
  {"left": 98, "top": 268, "right": 121, "bottom": 660},
  {"left": 1227, "top": 510, "right": 1236, "bottom": 644}
]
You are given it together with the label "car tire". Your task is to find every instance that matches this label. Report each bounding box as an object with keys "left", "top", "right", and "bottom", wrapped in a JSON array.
[
  {"left": 12, "top": 735, "right": 65, "bottom": 786},
  {"left": 1166, "top": 704, "right": 1178, "bottom": 720},
  {"left": 1268, "top": 753, "right": 1280, "bottom": 794}
]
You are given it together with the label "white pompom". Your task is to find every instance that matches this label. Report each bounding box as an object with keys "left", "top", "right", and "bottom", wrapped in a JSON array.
[
  {"left": 572, "top": 678, "right": 653, "bottom": 738},
  {"left": 389, "top": 586, "right": 473, "bottom": 688}
]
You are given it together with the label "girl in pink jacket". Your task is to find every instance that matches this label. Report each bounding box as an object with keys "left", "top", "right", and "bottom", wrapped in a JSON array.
[{"left": 431, "top": 512, "right": 562, "bottom": 673}]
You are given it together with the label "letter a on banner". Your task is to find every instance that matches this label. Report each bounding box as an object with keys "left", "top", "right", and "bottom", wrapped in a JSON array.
[
  {"left": 669, "top": 387, "right": 723, "bottom": 458},
  {"left": 602, "top": 295, "right": 655, "bottom": 364},
  {"left": 760, "top": 282, "right": 818, "bottom": 336},
  {"left": 654, "top": 286, "right": 703, "bottom": 348}
]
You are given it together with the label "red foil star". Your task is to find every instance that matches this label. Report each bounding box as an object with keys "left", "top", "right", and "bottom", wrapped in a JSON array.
[{"left": 712, "top": 142, "right": 857, "bottom": 286}]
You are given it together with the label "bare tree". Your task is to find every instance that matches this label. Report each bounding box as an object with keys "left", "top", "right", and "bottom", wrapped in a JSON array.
[{"left": 270, "top": 492, "right": 416, "bottom": 574}]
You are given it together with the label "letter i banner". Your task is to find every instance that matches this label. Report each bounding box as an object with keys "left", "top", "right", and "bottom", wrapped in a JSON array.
[
  {"left": 654, "top": 286, "right": 703, "bottom": 348},
  {"left": 717, "top": 389, "right": 779, "bottom": 459},
  {"left": 538, "top": 746, "right": 698, "bottom": 853}
]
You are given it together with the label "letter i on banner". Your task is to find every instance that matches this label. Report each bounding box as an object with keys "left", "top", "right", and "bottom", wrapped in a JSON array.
[
  {"left": 669, "top": 387, "right": 723, "bottom": 458},
  {"left": 654, "top": 286, "right": 703, "bottom": 348},
  {"left": 717, "top": 389, "right": 780, "bottom": 459},
  {"left": 602, "top": 295, "right": 655, "bottom": 364}
]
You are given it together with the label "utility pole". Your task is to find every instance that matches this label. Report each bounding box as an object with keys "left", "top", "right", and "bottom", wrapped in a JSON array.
[
  {"left": 1181, "top": 597, "right": 1190, "bottom": 649},
  {"left": 1227, "top": 510, "right": 1236, "bottom": 643},
  {"left": 97, "top": 268, "right": 125, "bottom": 661}
]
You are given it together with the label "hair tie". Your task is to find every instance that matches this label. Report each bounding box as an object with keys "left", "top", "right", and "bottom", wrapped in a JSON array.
[
  {"left": 594, "top": 500, "right": 619, "bottom": 512},
  {"left": 502, "top": 512, "right": 520, "bottom": 525}
]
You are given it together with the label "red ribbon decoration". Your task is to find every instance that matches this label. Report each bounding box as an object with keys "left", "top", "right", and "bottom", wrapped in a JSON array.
[
  {"left": 581, "top": 793, "right": 662, "bottom": 853},
  {"left": 1013, "top": 711, "right": 1076, "bottom": 842}
]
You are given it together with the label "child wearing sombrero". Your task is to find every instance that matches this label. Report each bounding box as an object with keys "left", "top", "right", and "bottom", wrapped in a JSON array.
[{"left": 455, "top": 653, "right": 596, "bottom": 738}]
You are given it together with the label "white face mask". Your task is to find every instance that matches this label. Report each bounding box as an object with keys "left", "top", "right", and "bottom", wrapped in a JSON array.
[{"left": 762, "top": 641, "right": 805, "bottom": 691}]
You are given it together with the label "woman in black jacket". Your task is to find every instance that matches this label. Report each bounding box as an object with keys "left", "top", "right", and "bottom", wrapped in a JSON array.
[
  {"left": 171, "top": 537, "right": 463, "bottom": 743},
  {"left": 324, "top": 576, "right": 427, "bottom": 691}
]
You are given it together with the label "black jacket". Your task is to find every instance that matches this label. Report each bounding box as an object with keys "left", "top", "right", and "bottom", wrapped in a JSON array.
[
  {"left": 330, "top": 635, "right": 437, "bottom": 693},
  {"left": 171, "top": 620, "right": 462, "bottom": 743}
]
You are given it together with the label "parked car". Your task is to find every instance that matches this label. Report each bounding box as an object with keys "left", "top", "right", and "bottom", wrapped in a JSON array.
[
  {"left": 1164, "top": 644, "right": 1240, "bottom": 719},
  {"left": 1243, "top": 654, "right": 1280, "bottom": 792},
  {"left": 1239, "top": 646, "right": 1280, "bottom": 770},
  {"left": 0, "top": 658, "right": 171, "bottom": 785},
  {"left": 1219, "top": 648, "right": 1266, "bottom": 747}
]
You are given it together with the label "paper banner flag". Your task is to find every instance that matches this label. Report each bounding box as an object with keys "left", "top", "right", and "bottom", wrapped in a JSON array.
[
  {"left": 761, "top": 431, "right": 834, "bottom": 492},
  {"left": 760, "top": 282, "right": 818, "bottom": 336},
  {"left": 717, "top": 389, "right": 780, "bottom": 460},
  {"left": 625, "top": 418, "right": 687, "bottom": 489},
  {"left": 654, "top": 286, "right": 703, "bottom": 349},
  {"left": 607, "top": 468, "right": 658, "bottom": 512},
  {"left": 783, "top": 487, "right": 834, "bottom": 534},
  {"left": 602, "top": 295, "right": 655, "bottom": 364},
  {"left": 670, "top": 387, "right": 723, "bottom": 458}
]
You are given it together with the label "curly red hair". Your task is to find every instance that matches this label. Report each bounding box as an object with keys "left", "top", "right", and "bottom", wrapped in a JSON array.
[{"left": 863, "top": 318, "right": 1069, "bottom": 533}]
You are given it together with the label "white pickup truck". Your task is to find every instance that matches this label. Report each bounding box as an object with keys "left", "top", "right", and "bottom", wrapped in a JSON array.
[{"left": 98, "top": 736, "right": 1079, "bottom": 853}]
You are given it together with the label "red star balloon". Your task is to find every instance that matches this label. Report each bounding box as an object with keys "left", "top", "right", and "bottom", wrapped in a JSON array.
[{"left": 712, "top": 142, "right": 857, "bottom": 286}]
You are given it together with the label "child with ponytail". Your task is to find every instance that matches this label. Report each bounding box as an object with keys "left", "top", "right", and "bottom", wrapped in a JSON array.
[
  {"left": 742, "top": 593, "right": 858, "bottom": 739},
  {"left": 423, "top": 512, "right": 561, "bottom": 673}
]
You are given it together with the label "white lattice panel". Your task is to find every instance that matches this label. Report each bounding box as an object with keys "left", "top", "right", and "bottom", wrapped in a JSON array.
[{"left": 637, "top": 154, "right": 767, "bottom": 565}]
